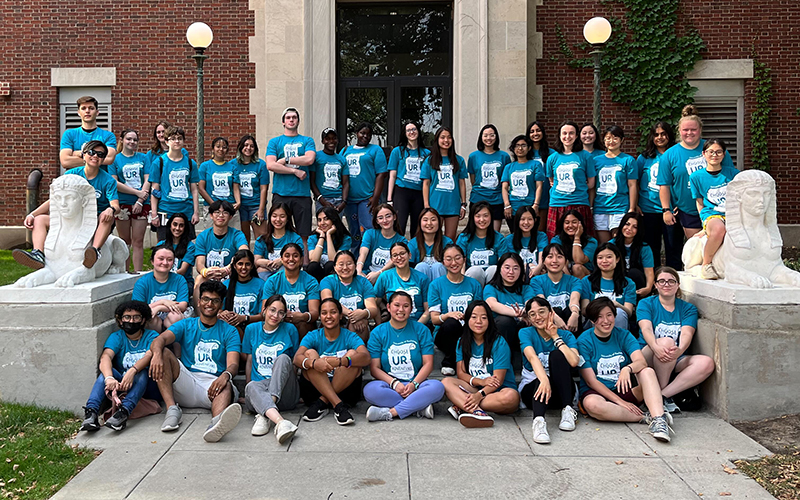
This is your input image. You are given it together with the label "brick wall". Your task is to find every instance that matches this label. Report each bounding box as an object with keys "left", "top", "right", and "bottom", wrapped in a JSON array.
[
  {"left": 537, "top": 1, "right": 800, "bottom": 224},
  {"left": 0, "top": 1, "right": 255, "bottom": 225}
]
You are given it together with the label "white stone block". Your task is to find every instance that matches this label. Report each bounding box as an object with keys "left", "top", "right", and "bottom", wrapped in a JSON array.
[
  {"left": 679, "top": 273, "right": 800, "bottom": 305},
  {"left": 0, "top": 272, "right": 141, "bottom": 304}
]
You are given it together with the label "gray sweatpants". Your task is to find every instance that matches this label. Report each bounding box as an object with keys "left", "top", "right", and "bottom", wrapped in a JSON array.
[{"left": 244, "top": 354, "right": 300, "bottom": 416}]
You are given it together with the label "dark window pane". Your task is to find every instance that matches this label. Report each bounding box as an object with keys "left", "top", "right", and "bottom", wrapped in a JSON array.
[
  {"left": 338, "top": 4, "right": 451, "bottom": 78},
  {"left": 400, "top": 86, "right": 443, "bottom": 147},
  {"left": 345, "top": 87, "right": 388, "bottom": 147}
]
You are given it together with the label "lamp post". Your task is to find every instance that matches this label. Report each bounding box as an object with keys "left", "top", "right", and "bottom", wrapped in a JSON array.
[
  {"left": 583, "top": 17, "right": 612, "bottom": 131},
  {"left": 186, "top": 22, "right": 213, "bottom": 163}
]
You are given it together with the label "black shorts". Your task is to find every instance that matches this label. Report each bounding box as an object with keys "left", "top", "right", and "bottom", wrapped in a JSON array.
[
  {"left": 273, "top": 194, "right": 313, "bottom": 237},
  {"left": 299, "top": 371, "right": 363, "bottom": 407},
  {"left": 677, "top": 210, "right": 702, "bottom": 230}
]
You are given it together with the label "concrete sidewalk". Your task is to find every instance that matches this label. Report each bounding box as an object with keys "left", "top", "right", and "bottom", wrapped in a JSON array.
[{"left": 57, "top": 405, "right": 773, "bottom": 499}]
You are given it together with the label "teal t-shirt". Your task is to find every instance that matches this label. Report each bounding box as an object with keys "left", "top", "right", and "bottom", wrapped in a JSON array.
[
  {"left": 242, "top": 322, "right": 299, "bottom": 382},
  {"left": 199, "top": 160, "right": 236, "bottom": 204},
  {"left": 408, "top": 236, "right": 453, "bottom": 265},
  {"left": 657, "top": 141, "right": 734, "bottom": 215},
  {"left": 152, "top": 154, "right": 199, "bottom": 218},
  {"left": 103, "top": 329, "right": 160, "bottom": 373},
  {"left": 503, "top": 232, "right": 549, "bottom": 269},
  {"left": 388, "top": 146, "right": 429, "bottom": 190},
  {"left": 266, "top": 134, "right": 316, "bottom": 197},
  {"left": 222, "top": 276, "right": 265, "bottom": 316},
  {"left": 342, "top": 144, "right": 388, "bottom": 202},
  {"left": 64, "top": 167, "right": 119, "bottom": 214},
  {"left": 519, "top": 327, "right": 577, "bottom": 375},
  {"left": 456, "top": 336, "right": 516, "bottom": 389},
  {"left": 636, "top": 154, "right": 663, "bottom": 214},
  {"left": 313, "top": 150, "right": 348, "bottom": 199},
  {"left": 427, "top": 275, "right": 483, "bottom": 317},
  {"left": 689, "top": 166, "right": 739, "bottom": 222},
  {"left": 545, "top": 152, "right": 596, "bottom": 207},
  {"left": 307, "top": 233, "right": 353, "bottom": 263},
  {"left": 591, "top": 152, "right": 637, "bottom": 214},
  {"left": 360, "top": 229, "right": 407, "bottom": 273},
  {"left": 262, "top": 270, "right": 320, "bottom": 313},
  {"left": 60, "top": 127, "right": 117, "bottom": 169},
  {"left": 373, "top": 268, "right": 430, "bottom": 322},
  {"left": 109, "top": 152, "right": 148, "bottom": 205},
  {"left": 501, "top": 160, "right": 546, "bottom": 212},
  {"left": 420, "top": 155, "right": 468, "bottom": 216},
  {"left": 533, "top": 148, "right": 556, "bottom": 209},
  {"left": 530, "top": 273, "right": 581, "bottom": 310},
  {"left": 319, "top": 274, "right": 376, "bottom": 311},
  {"left": 455, "top": 233, "right": 507, "bottom": 270},
  {"left": 368, "top": 321, "right": 434, "bottom": 382},
  {"left": 637, "top": 296, "right": 698, "bottom": 349},
  {"left": 467, "top": 150, "right": 511, "bottom": 205},
  {"left": 231, "top": 159, "right": 269, "bottom": 209},
  {"left": 483, "top": 283, "right": 535, "bottom": 314},
  {"left": 156, "top": 240, "right": 196, "bottom": 273},
  {"left": 301, "top": 327, "right": 365, "bottom": 377},
  {"left": 132, "top": 271, "right": 189, "bottom": 305},
  {"left": 194, "top": 227, "right": 248, "bottom": 268},
  {"left": 578, "top": 326, "right": 641, "bottom": 394},
  {"left": 170, "top": 318, "right": 242, "bottom": 376},
  {"left": 253, "top": 231, "right": 304, "bottom": 261},
  {"left": 550, "top": 235, "right": 598, "bottom": 272},
  {"left": 623, "top": 243, "right": 654, "bottom": 271},
  {"left": 579, "top": 276, "right": 637, "bottom": 305}
]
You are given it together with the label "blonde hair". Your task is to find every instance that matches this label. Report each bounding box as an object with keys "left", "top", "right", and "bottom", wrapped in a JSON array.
[{"left": 678, "top": 104, "right": 703, "bottom": 130}]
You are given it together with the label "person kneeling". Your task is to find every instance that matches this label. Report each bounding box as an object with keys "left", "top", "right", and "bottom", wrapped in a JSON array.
[
  {"left": 442, "top": 300, "right": 520, "bottom": 428},
  {"left": 577, "top": 297, "right": 674, "bottom": 443},
  {"left": 149, "top": 281, "right": 243, "bottom": 443},
  {"left": 80, "top": 300, "right": 161, "bottom": 432}
]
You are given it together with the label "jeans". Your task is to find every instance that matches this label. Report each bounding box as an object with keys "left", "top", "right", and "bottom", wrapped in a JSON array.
[
  {"left": 346, "top": 200, "right": 373, "bottom": 253},
  {"left": 415, "top": 261, "right": 446, "bottom": 282},
  {"left": 244, "top": 354, "right": 300, "bottom": 415},
  {"left": 363, "top": 379, "right": 445, "bottom": 419},
  {"left": 86, "top": 368, "right": 158, "bottom": 414}
]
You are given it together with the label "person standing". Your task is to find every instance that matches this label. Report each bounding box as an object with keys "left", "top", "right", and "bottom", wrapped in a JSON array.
[
  {"left": 388, "top": 121, "right": 429, "bottom": 237},
  {"left": 468, "top": 124, "right": 511, "bottom": 232},
  {"left": 310, "top": 128, "right": 349, "bottom": 214},
  {"left": 60, "top": 96, "right": 117, "bottom": 170},
  {"left": 198, "top": 137, "right": 238, "bottom": 233},
  {"left": 149, "top": 126, "right": 200, "bottom": 240}
]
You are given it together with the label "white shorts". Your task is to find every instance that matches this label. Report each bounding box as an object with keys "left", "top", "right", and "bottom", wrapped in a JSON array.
[
  {"left": 172, "top": 362, "right": 219, "bottom": 409},
  {"left": 593, "top": 213, "right": 625, "bottom": 232}
]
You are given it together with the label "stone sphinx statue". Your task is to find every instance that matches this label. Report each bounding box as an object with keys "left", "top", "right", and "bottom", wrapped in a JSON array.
[
  {"left": 683, "top": 169, "right": 800, "bottom": 288},
  {"left": 15, "top": 174, "right": 129, "bottom": 288}
]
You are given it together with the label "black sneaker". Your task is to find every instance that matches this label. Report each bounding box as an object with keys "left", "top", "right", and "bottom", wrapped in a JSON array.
[
  {"left": 302, "top": 399, "right": 330, "bottom": 422},
  {"left": 12, "top": 248, "right": 45, "bottom": 270},
  {"left": 105, "top": 408, "right": 129, "bottom": 431},
  {"left": 333, "top": 402, "right": 355, "bottom": 426},
  {"left": 80, "top": 407, "right": 101, "bottom": 432}
]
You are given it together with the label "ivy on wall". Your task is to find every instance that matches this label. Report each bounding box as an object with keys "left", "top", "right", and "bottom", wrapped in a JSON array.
[
  {"left": 750, "top": 55, "right": 772, "bottom": 171},
  {"left": 552, "top": 0, "right": 705, "bottom": 147}
]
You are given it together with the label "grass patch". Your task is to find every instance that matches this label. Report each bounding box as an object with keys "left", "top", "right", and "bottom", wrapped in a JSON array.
[
  {"left": 0, "top": 402, "right": 97, "bottom": 500},
  {"left": 735, "top": 451, "right": 800, "bottom": 500}
]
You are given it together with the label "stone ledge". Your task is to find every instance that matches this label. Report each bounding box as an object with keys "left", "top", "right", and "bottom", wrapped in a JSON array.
[
  {"left": 679, "top": 272, "right": 800, "bottom": 305},
  {"left": 0, "top": 272, "right": 141, "bottom": 304}
]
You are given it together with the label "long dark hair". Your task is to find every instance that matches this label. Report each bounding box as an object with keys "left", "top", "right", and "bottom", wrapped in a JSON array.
[
  {"left": 554, "top": 121, "right": 581, "bottom": 154},
  {"left": 556, "top": 209, "right": 589, "bottom": 262},
  {"left": 316, "top": 205, "right": 349, "bottom": 251},
  {"left": 429, "top": 126, "right": 460, "bottom": 173},
  {"left": 150, "top": 120, "right": 172, "bottom": 155},
  {"left": 580, "top": 122, "right": 605, "bottom": 152},
  {"left": 613, "top": 212, "right": 646, "bottom": 270},
  {"left": 511, "top": 206, "right": 539, "bottom": 254},
  {"left": 462, "top": 201, "right": 496, "bottom": 248},
  {"left": 260, "top": 203, "right": 297, "bottom": 254},
  {"left": 643, "top": 121, "right": 676, "bottom": 159},
  {"left": 588, "top": 242, "right": 628, "bottom": 297},
  {"left": 461, "top": 300, "right": 499, "bottom": 368},
  {"left": 398, "top": 120, "right": 425, "bottom": 156},
  {"left": 163, "top": 212, "right": 191, "bottom": 261},
  {"left": 413, "top": 207, "right": 445, "bottom": 262},
  {"left": 224, "top": 249, "right": 258, "bottom": 312},
  {"left": 476, "top": 124, "right": 500, "bottom": 152},
  {"left": 527, "top": 120, "right": 551, "bottom": 164},
  {"left": 487, "top": 253, "right": 526, "bottom": 295}
]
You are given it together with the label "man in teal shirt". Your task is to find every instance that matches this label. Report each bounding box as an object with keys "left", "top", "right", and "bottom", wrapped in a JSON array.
[{"left": 60, "top": 96, "right": 117, "bottom": 170}]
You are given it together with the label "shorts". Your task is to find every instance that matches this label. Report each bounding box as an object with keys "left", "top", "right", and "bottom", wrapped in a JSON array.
[
  {"left": 702, "top": 214, "right": 725, "bottom": 232},
  {"left": 273, "top": 194, "right": 312, "bottom": 237},
  {"left": 173, "top": 362, "right": 221, "bottom": 409},
  {"left": 316, "top": 197, "right": 344, "bottom": 214},
  {"left": 116, "top": 203, "right": 151, "bottom": 221},
  {"left": 238, "top": 205, "right": 260, "bottom": 223},
  {"left": 593, "top": 212, "right": 625, "bottom": 232},
  {"left": 677, "top": 210, "right": 702, "bottom": 230},
  {"left": 580, "top": 373, "right": 640, "bottom": 405}
]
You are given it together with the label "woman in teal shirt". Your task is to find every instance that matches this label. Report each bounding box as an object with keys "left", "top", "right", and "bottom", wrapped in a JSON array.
[
  {"left": 442, "top": 300, "right": 520, "bottom": 428},
  {"left": 373, "top": 242, "right": 430, "bottom": 324},
  {"left": 504, "top": 206, "right": 548, "bottom": 278},
  {"left": 528, "top": 121, "right": 556, "bottom": 232},
  {"left": 198, "top": 137, "right": 235, "bottom": 228},
  {"left": 591, "top": 125, "right": 637, "bottom": 244},
  {"left": 408, "top": 208, "right": 452, "bottom": 281},
  {"left": 502, "top": 135, "right": 544, "bottom": 229},
  {"left": 551, "top": 209, "right": 598, "bottom": 278},
  {"left": 220, "top": 250, "right": 265, "bottom": 345},
  {"left": 109, "top": 129, "right": 150, "bottom": 272},
  {"left": 457, "top": 201, "right": 507, "bottom": 287},
  {"left": 261, "top": 243, "right": 320, "bottom": 339},
  {"left": 342, "top": 122, "right": 388, "bottom": 249},
  {"left": 357, "top": 204, "right": 407, "bottom": 284},
  {"left": 530, "top": 243, "right": 582, "bottom": 332},
  {"left": 484, "top": 253, "right": 534, "bottom": 355},
  {"left": 307, "top": 206, "right": 352, "bottom": 282},
  {"left": 421, "top": 126, "right": 468, "bottom": 241},
  {"left": 232, "top": 135, "right": 269, "bottom": 244},
  {"left": 579, "top": 243, "right": 637, "bottom": 331},
  {"left": 613, "top": 213, "right": 655, "bottom": 297},
  {"left": 468, "top": 124, "right": 511, "bottom": 231},
  {"left": 388, "top": 120, "right": 430, "bottom": 237},
  {"left": 254, "top": 203, "right": 304, "bottom": 279},
  {"left": 320, "top": 250, "right": 380, "bottom": 340}
]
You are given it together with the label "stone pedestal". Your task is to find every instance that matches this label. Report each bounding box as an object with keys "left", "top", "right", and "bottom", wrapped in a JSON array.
[
  {"left": 0, "top": 273, "right": 140, "bottom": 413},
  {"left": 680, "top": 273, "right": 800, "bottom": 421}
]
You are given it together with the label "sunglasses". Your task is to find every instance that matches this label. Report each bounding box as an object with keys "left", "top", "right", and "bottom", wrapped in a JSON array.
[{"left": 84, "top": 150, "right": 107, "bottom": 159}]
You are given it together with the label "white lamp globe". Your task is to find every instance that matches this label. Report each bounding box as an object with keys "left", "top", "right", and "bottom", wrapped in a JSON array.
[
  {"left": 583, "top": 17, "right": 612, "bottom": 45},
  {"left": 187, "top": 22, "right": 213, "bottom": 49}
]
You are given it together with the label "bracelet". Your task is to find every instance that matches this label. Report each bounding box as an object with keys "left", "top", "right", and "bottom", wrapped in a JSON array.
[
  {"left": 223, "top": 370, "right": 234, "bottom": 382},
  {"left": 390, "top": 379, "right": 400, "bottom": 390},
  {"left": 412, "top": 381, "right": 420, "bottom": 390},
  {"left": 478, "top": 389, "right": 487, "bottom": 397},
  {"left": 302, "top": 358, "right": 309, "bottom": 370},
  {"left": 569, "top": 304, "right": 580, "bottom": 311},
  {"left": 245, "top": 315, "right": 250, "bottom": 323},
  {"left": 573, "top": 243, "right": 582, "bottom": 246},
  {"left": 662, "top": 207, "right": 671, "bottom": 213},
  {"left": 306, "top": 312, "right": 312, "bottom": 322},
  {"left": 460, "top": 203, "right": 467, "bottom": 209},
  {"left": 105, "top": 376, "right": 116, "bottom": 383},
  {"left": 504, "top": 205, "right": 512, "bottom": 210},
  {"left": 201, "top": 268, "right": 208, "bottom": 278},
  {"left": 346, "top": 356, "right": 352, "bottom": 368},
  {"left": 135, "top": 201, "right": 143, "bottom": 206},
  {"left": 366, "top": 309, "right": 371, "bottom": 319},
  {"left": 316, "top": 195, "right": 323, "bottom": 201},
  {"left": 316, "top": 241, "right": 324, "bottom": 248},
  {"left": 129, "top": 366, "right": 138, "bottom": 373},
  {"left": 312, "top": 359, "right": 317, "bottom": 369},
  {"left": 387, "top": 200, "right": 393, "bottom": 205},
  {"left": 26, "top": 213, "right": 36, "bottom": 219},
  {"left": 469, "top": 376, "right": 476, "bottom": 387}
]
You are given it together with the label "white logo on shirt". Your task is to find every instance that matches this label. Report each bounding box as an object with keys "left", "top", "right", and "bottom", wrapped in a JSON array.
[
  {"left": 206, "top": 249, "right": 230, "bottom": 268},
  {"left": 480, "top": 162, "right": 501, "bottom": 189},
  {"left": 284, "top": 143, "right": 300, "bottom": 160},
  {"left": 685, "top": 155, "right": 706, "bottom": 187},
  {"left": 596, "top": 354, "right": 625, "bottom": 382},
  {"left": 284, "top": 293, "right": 304, "bottom": 312},
  {"left": 405, "top": 157, "right": 421, "bottom": 183},
  {"left": 548, "top": 292, "right": 569, "bottom": 309},
  {"left": 192, "top": 340, "right": 220, "bottom": 374},
  {"left": 468, "top": 355, "right": 492, "bottom": 378},
  {"left": 346, "top": 153, "right": 363, "bottom": 177},
  {"left": 255, "top": 342, "right": 285, "bottom": 378},
  {"left": 555, "top": 163, "right": 579, "bottom": 193},
  {"left": 647, "top": 161, "right": 659, "bottom": 192},
  {"left": 654, "top": 323, "right": 681, "bottom": 342},
  {"left": 211, "top": 171, "right": 231, "bottom": 198},
  {"left": 436, "top": 165, "right": 455, "bottom": 191},
  {"left": 510, "top": 170, "right": 531, "bottom": 198},
  {"left": 123, "top": 163, "right": 143, "bottom": 190},
  {"left": 371, "top": 248, "right": 391, "bottom": 272},
  {"left": 706, "top": 185, "right": 727, "bottom": 213},
  {"left": 238, "top": 172, "right": 256, "bottom": 198},
  {"left": 151, "top": 292, "right": 178, "bottom": 304},
  {"left": 323, "top": 163, "right": 340, "bottom": 190},
  {"left": 340, "top": 294, "right": 360, "bottom": 311},
  {"left": 446, "top": 293, "right": 472, "bottom": 314},
  {"left": 168, "top": 169, "right": 189, "bottom": 199},
  {"left": 233, "top": 295, "right": 255, "bottom": 315},
  {"left": 387, "top": 341, "right": 417, "bottom": 381},
  {"left": 470, "top": 249, "right": 492, "bottom": 268},
  {"left": 597, "top": 165, "right": 622, "bottom": 196},
  {"left": 122, "top": 351, "right": 146, "bottom": 371}
]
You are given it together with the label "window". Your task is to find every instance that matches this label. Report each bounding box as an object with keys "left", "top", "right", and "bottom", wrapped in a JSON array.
[
  {"left": 692, "top": 96, "right": 742, "bottom": 168},
  {"left": 58, "top": 87, "right": 112, "bottom": 137}
]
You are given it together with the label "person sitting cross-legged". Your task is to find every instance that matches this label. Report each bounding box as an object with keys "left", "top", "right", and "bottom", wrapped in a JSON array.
[{"left": 149, "top": 281, "right": 243, "bottom": 443}]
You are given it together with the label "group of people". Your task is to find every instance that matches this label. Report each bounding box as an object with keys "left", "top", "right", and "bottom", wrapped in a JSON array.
[{"left": 18, "top": 95, "right": 729, "bottom": 446}]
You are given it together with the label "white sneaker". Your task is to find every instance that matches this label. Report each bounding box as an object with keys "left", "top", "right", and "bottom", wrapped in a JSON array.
[
  {"left": 701, "top": 263, "right": 720, "bottom": 280},
  {"left": 559, "top": 405, "right": 578, "bottom": 431},
  {"left": 447, "top": 405, "right": 461, "bottom": 420},
  {"left": 532, "top": 416, "right": 550, "bottom": 444},
  {"left": 251, "top": 414, "right": 271, "bottom": 436},
  {"left": 416, "top": 404, "right": 434, "bottom": 419},
  {"left": 274, "top": 419, "right": 298, "bottom": 445},
  {"left": 203, "top": 403, "right": 242, "bottom": 443},
  {"left": 366, "top": 406, "right": 393, "bottom": 422}
]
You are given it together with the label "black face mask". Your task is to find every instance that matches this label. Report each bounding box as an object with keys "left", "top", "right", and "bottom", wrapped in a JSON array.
[{"left": 121, "top": 321, "right": 144, "bottom": 335}]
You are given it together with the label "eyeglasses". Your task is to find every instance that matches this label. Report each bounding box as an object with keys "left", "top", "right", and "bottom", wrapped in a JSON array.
[
  {"left": 406, "top": 127, "right": 418, "bottom": 133},
  {"left": 514, "top": 143, "right": 529, "bottom": 149},
  {"left": 84, "top": 150, "right": 107, "bottom": 159},
  {"left": 121, "top": 314, "right": 143, "bottom": 322},
  {"left": 705, "top": 150, "right": 725, "bottom": 157},
  {"left": 655, "top": 279, "right": 678, "bottom": 286},
  {"left": 199, "top": 296, "right": 222, "bottom": 305},
  {"left": 267, "top": 307, "right": 287, "bottom": 317},
  {"left": 391, "top": 252, "right": 408, "bottom": 259}
]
